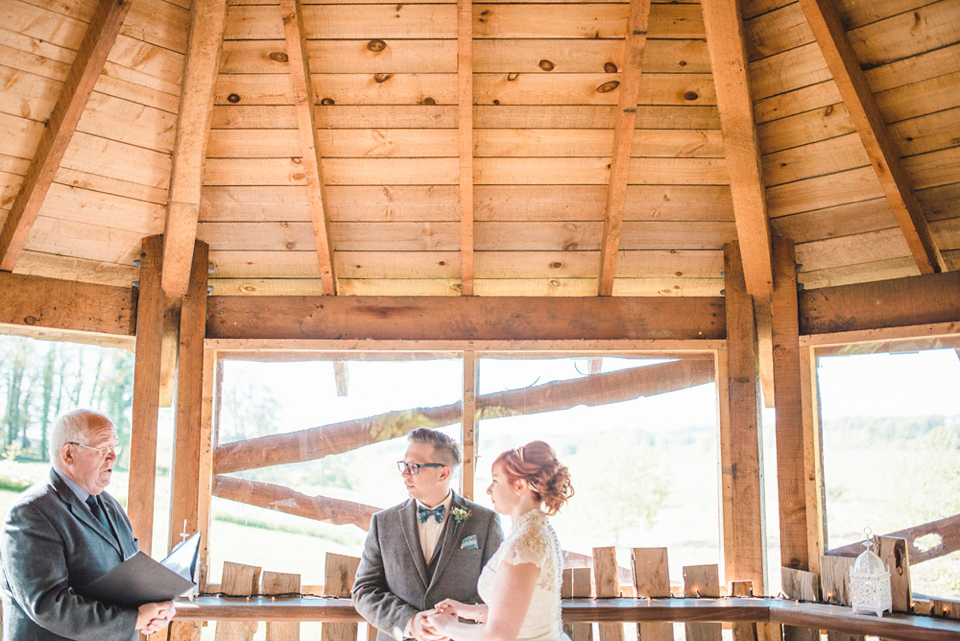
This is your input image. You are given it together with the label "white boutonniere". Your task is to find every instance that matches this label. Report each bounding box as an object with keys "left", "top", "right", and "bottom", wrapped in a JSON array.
[{"left": 450, "top": 506, "right": 471, "bottom": 535}]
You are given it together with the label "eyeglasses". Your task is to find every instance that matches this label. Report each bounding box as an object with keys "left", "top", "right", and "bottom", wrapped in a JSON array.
[
  {"left": 69, "top": 442, "right": 122, "bottom": 458},
  {"left": 397, "top": 461, "right": 445, "bottom": 475}
]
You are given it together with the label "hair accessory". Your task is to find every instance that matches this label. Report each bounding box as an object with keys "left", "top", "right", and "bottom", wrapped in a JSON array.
[{"left": 516, "top": 446, "right": 524, "bottom": 462}]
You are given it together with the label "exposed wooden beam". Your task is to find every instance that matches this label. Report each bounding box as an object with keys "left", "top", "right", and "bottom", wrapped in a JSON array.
[
  {"left": 771, "top": 237, "right": 809, "bottom": 571},
  {"left": 702, "top": 0, "right": 773, "bottom": 302},
  {"left": 215, "top": 359, "right": 715, "bottom": 474},
  {"left": 280, "top": 0, "right": 336, "bottom": 295},
  {"left": 598, "top": 0, "right": 652, "bottom": 296},
  {"left": 169, "top": 241, "right": 209, "bottom": 552},
  {"left": 800, "top": 271, "right": 960, "bottom": 336},
  {"left": 0, "top": 0, "right": 131, "bottom": 272},
  {"left": 0, "top": 272, "right": 135, "bottom": 337},
  {"left": 799, "top": 0, "right": 946, "bottom": 275},
  {"left": 461, "top": 350, "right": 477, "bottom": 500},
  {"left": 161, "top": 0, "right": 228, "bottom": 300},
  {"left": 458, "top": 0, "right": 475, "bottom": 295},
  {"left": 799, "top": 344, "right": 825, "bottom": 575},
  {"left": 129, "top": 235, "right": 165, "bottom": 555},
  {"left": 719, "top": 240, "right": 766, "bottom": 591},
  {"left": 828, "top": 512, "right": 960, "bottom": 565},
  {"left": 206, "top": 296, "right": 726, "bottom": 342}
]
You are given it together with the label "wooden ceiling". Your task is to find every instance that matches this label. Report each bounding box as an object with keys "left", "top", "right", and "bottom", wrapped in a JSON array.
[{"left": 1, "top": 0, "right": 958, "bottom": 302}]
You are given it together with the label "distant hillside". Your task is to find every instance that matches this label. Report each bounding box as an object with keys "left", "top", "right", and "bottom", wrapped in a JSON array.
[{"left": 822, "top": 414, "right": 960, "bottom": 446}]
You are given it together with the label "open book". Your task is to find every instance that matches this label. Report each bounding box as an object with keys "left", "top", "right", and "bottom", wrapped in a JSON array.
[{"left": 81, "top": 532, "right": 201, "bottom": 607}]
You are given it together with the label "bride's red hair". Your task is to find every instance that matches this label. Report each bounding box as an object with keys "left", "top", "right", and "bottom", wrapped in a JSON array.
[{"left": 494, "top": 441, "right": 573, "bottom": 516}]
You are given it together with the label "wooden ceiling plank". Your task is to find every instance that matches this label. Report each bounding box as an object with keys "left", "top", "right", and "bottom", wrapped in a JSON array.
[
  {"left": 702, "top": 0, "right": 773, "bottom": 302},
  {"left": 598, "top": 0, "right": 652, "bottom": 297},
  {"left": 798, "top": 0, "right": 946, "bottom": 275},
  {"left": 162, "top": 0, "right": 228, "bottom": 299},
  {"left": 0, "top": 0, "right": 132, "bottom": 272},
  {"left": 459, "top": 0, "right": 475, "bottom": 295},
  {"left": 281, "top": 0, "right": 337, "bottom": 295}
]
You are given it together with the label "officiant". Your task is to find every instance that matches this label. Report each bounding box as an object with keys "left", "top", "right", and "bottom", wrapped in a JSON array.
[
  {"left": 354, "top": 428, "right": 504, "bottom": 641},
  {"left": 0, "top": 408, "right": 175, "bottom": 640}
]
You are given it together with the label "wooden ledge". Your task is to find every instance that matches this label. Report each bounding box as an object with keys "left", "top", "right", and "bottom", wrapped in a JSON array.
[{"left": 173, "top": 596, "right": 960, "bottom": 641}]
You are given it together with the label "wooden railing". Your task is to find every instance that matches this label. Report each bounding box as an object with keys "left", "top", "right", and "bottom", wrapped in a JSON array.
[{"left": 171, "top": 596, "right": 960, "bottom": 641}]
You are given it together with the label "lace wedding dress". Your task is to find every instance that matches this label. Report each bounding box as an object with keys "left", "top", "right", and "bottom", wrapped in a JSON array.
[{"left": 477, "top": 509, "right": 569, "bottom": 641}]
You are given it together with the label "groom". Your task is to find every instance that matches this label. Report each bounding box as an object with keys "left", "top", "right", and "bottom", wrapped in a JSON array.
[{"left": 354, "top": 428, "right": 502, "bottom": 641}]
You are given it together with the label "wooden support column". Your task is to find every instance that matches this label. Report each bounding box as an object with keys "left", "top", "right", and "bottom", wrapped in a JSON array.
[
  {"left": 129, "top": 235, "right": 165, "bottom": 556},
  {"left": 719, "top": 241, "right": 766, "bottom": 592},
  {"left": 800, "top": 344, "right": 825, "bottom": 574},
  {"left": 169, "top": 241, "right": 210, "bottom": 550},
  {"left": 457, "top": 0, "right": 475, "bottom": 295},
  {"left": 772, "top": 237, "right": 808, "bottom": 571},
  {"left": 461, "top": 351, "right": 477, "bottom": 500}
]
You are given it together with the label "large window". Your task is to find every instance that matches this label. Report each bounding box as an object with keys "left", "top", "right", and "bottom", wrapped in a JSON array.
[{"left": 819, "top": 348, "right": 960, "bottom": 598}]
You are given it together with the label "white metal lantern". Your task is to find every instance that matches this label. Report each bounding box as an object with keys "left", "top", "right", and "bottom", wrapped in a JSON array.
[{"left": 849, "top": 536, "right": 892, "bottom": 617}]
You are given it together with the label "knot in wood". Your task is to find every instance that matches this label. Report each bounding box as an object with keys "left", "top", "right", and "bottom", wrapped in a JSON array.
[
  {"left": 596, "top": 80, "right": 619, "bottom": 93},
  {"left": 227, "top": 93, "right": 241, "bottom": 103},
  {"left": 538, "top": 59, "right": 555, "bottom": 71},
  {"left": 507, "top": 72, "right": 519, "bottom": 81},
  {"left": 550, "top": 280, "right": 561, "bottom": 287},
  {"left": 367, "top": 39, "right": 387, "bottom": 52},
  {"left": 374, "top": 73, "right": 393, "bottom": 83},
  {"left": 603, "top": 62, "right": 618, "bottom": 73},
  {"left": 562, "top": 242, "right": 579, "bottom": 251},
  {"left": 285, "top": 241, "right": 297, "bottom": 250},
  {"left": 550, "top": 261, "right": 563, "bottom": 269},
  {"left": 683, "top": 91, "right": 699, "bottom": 101},
  {"left": 421, "top": 96, "right": 436, "bottom": 105},
  {"left": 269, "top": 52, "right": 289, "bottom": 63},
  {"left": 321, "top": 97, "right": 335, "bottom": 105}
]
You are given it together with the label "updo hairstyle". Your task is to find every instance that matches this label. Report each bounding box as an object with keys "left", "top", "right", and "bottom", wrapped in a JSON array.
[{"left": 494, "top": 440, "right": 573, "bottom": 515}]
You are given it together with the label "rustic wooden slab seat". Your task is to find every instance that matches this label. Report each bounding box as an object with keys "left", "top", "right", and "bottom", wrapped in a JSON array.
[{"left": 172, "top": 596, "right": 960, "bottom": 641}]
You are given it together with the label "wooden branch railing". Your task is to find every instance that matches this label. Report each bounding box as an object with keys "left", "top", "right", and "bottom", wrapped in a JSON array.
[
  {"left": 827, "top": 512, "right": 960, "bottom": 564},
  {"left": 171, "top": 597, "right": 960, "bottom": 641},
  {"left": 215, "top": 359, "right": 715, "bottom": 474},
  {"left": 212, "top": 475, "right": 378, "bottom": 530}
]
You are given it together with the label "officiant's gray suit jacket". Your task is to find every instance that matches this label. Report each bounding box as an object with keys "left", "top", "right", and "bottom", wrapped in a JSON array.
[
  {"left": 353, "top": 492, "right": 503, "bottom": 641},
  {"left": 1, "top": 468, "right": 140, "bottom": 641}
]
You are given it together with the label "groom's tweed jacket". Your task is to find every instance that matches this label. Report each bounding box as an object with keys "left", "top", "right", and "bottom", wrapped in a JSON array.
[{"left": 353, "top": 492, "right": 503, "bottom": 641}]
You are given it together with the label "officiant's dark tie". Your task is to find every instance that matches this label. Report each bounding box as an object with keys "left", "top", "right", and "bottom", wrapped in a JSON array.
[{"left": 86, "top": 495, "right": 110, "bottom": 530}]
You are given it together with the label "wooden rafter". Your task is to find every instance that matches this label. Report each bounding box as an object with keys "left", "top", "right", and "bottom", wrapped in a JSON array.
[
  {"left": 281, "top": 0, "right": 337, "bottom": 295},
  {"left": 799, "top": 0, "right": 946, "bottom": 275},
  {"left": 598, "top": 0, "right": 652, "bottom": 297},
  {"left": 0, "top": 0, "right": 131, "bottom": 272},
  {"left": 702, "top": 0, "right": 773, "bottom": 302},
  {"left": 215, "top": 359, "right": 715, "bottom": 474},
  {"left": 162, "top": 0, "right": 228, "bottom": 300},
  {"left": 458, "top": 0, "right": 475, "bottom": 295}
]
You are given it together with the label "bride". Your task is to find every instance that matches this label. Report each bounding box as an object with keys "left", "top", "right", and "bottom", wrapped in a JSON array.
[{"left": 427, "top": 441, "right": 574, "bottom": 641}]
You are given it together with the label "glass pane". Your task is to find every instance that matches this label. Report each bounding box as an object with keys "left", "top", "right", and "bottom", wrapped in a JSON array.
[{"left": 820, "top": 348, "right": 960, "bottom": 598}]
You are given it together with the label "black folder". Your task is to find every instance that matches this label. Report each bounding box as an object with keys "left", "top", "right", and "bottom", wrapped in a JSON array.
[{"left": 81, "top": 532, "right": 201, "bottom": 607}]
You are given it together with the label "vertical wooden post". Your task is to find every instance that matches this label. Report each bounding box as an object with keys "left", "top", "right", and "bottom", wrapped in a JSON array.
[
  {"left": 129, "top": 234, "right": 165, "bottom": 556},
  {"left": 630, "top": 548, "right": 672, "bottom": 641},
  {"left": 821, "top": 555, "right": 863, "bottom": 641},
  {"left": 683, "top": 565, "right": 721, "bottom": 641},
  {"left": 263, "top": 571, "right": 301, "bottom": 641},
  {"left": 781, "top": 567, "right": 820, "bottom": 641},
  {"left": 772, "top": 236, "right": 808, "bottom": 571},
  {"left": 592, "top": 547, "right": 623, "bottom": 641},
  {"left": 323, "top": 554, "right": 361, "bottom": 641},
  {"left": 197, "top": 348, "right": 218, "bottom": 589},
  {"left": 562, "top": 568, "right": 593, "bottom": 641},
  {"left": 720, "top": 241, "right": 766, "bottom": 592},
  {"left": 461, "top": 350, "right": 477, "bottom": 500},
  {"left": 169, "top": 240, "right": 209, "bottom": 549},
  {"left": 800, "top": 344, "right": 825, "bottom": 574},
  {"left": 877, "top": 536, "right": 911, "bottom": 613},
  {"left": 215, "top": 562, "right": 261, "bottom": 641}
]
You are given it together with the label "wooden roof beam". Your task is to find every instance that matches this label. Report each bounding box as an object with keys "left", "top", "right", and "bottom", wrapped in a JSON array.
[
  {"left": 281, "top": 0, "right": 337, "bottom": 295},
  {"left": 702, "top": 0, "right": 773, "bottom": 302},
  {"left": 458, "top": 0, "right": 475, "bottom": 295},
  {"left": 598, "top": 0, "right": 652, "bottom": 297},
  {"left": 0, "top": 0, "right": 131, "bottom": 272},
  {"left": 162, "top": 0, "right": 228, "bottom": 299},
  {"left": 799, "top": 0, "right": 945, "bottom": 275}
]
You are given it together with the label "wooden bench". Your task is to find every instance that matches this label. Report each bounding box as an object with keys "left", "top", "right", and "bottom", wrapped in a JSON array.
[{"left": 172, "top": 596, "right": 960, "bottom": 641}]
